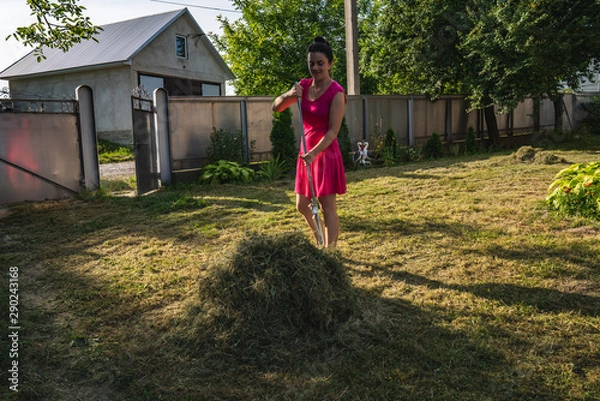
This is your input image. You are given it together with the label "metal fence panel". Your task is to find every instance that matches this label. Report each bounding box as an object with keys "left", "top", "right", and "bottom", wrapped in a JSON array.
[
  {"left": 512, "top": 98, "right": 535, "bottom": 132},
  {"left": 132, "top": 97, "right": 159, "bottom": 195},
  {"left": 0, "top": 113, "right": 80, "bottom": 204},
  {"left": 163, "top": 93, "right": 594, "bottom": 170},
  {"left": 345, "top": 96, "right": 365, "bottom": 144},
  {"left": 246, "top": 98, "right": 278, "bottom": 161}
]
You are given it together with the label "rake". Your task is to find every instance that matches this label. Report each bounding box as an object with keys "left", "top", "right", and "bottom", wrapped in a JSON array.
[{"left": 297, "top": 97, "right": 324, "bottom": 246}]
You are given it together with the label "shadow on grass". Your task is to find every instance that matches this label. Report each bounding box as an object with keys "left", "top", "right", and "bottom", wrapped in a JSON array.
[
  {"left": 3, "top": 254, "right": 588, "bottom": 400},
  {"left": 475, "top": 242, "right": 600, "bottom": 273},
  {"left": 384, "top": 270, "right": 600, "bottom": 318},
  {"left": 160, "top": 287, "right": 518, "bottom": 400}
]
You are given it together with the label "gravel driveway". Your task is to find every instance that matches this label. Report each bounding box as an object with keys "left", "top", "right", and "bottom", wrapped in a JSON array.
[{"left": 99, "top": 161, "right": 136, "bottom": 179}]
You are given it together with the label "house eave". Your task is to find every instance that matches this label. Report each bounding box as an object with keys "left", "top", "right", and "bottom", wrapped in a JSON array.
[{"left": 0, "top": 60, "right": 132, "bottom": 81}]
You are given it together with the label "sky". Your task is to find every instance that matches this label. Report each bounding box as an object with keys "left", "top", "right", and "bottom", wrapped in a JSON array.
[{"left": 0, "top": 0, "right": 240, "bottom": 90}]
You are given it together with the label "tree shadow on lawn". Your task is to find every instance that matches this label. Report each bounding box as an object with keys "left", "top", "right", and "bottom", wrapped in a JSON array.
[
  {"left": 471, "top": 242, "right": 600, "bottom": 274},
  {"left": 381, "top": 269, "right": 600, "bottom": 318},
  {"left": 6, "top": 235, "right": 587, "bottom": 400},
  {"left": 339, "top": 211, "right": 600, "bottom": 317},
  {"left": 340, "top": 213, "right": 475, "bottom": 239},
  {"left": 162, "top": 288, "right": 521, "bottom": 400},
  {"left": 3, "top": 237, "right": 519, "bottom": 400}
]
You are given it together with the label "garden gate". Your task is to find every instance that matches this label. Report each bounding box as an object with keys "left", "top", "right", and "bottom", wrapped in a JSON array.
[
  {"left": 0, "top": 85, "right": 99, "bottom": 204},
  {"left": 130, "top": 88, "right": 172, "bottom": 195}
]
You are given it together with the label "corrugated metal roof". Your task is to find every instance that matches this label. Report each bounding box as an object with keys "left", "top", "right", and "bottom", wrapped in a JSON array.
[{"left": 0, "top": 8, "right": 232, "bottom": 80}]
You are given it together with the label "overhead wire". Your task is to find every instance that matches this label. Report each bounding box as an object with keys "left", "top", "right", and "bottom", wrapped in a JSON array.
[{"left": 149, "top": 0, "right": 242, "bottom": 13}]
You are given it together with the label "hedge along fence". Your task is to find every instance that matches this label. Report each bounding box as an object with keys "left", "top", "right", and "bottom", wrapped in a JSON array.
[{"left": 166, "top": 93, "right": 588, "bottom": 172}]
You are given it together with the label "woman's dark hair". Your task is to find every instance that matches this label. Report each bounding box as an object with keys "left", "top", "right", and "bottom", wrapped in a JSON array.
[{"left": 307, "top": 36, "right": 333, "bottom": 62}]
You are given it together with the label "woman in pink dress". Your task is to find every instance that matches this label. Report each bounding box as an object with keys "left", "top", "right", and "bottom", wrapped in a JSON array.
[{"left": 272, "top": 37, "right": 347, "bottom": 247}]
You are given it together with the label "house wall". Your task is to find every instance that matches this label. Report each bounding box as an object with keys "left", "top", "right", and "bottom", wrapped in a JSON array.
[
  {"left": 131, "top": 13, "right": 229, "bottom": 94},
  {"left": 9, "top": 66, "right": 135, "bottom": 144},
  {"left": 580, "top": 72, "right": 600, "bottom": 92}
]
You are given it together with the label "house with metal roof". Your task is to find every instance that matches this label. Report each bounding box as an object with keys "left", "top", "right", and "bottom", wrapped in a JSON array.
[{"left": 0, "top": 8, "right": 235, "bottom": 144}]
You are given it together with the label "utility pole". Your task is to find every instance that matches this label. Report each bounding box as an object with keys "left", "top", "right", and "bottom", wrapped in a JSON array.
[{"left": 344, "top": 0, "right": 360, "bottom": 95}]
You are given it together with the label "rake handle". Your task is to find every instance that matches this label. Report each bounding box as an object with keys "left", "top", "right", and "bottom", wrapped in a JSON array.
[{"left": 297, "top": 96, "right": 324, "bottom": 246}]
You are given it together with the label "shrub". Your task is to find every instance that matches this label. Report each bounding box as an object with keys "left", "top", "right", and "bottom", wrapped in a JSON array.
[
  {"left": 270, "top": 109, "right": 297, "bottom": 167},
  {"left": 581, "top": 96, "right": 600, "bottom": 135},
  {"left": 546, "top": 162, "right": 600, "bottom": 220},
  {"left": 257, "top": 155, "right": 290, "bottom": 182},
  {"left": 97, "top": 139, "right": 134, "bottom": 164},
  {"left": 465, "top": 126, "right": 477, "bottom": 154},
  {"left": 200, "top": 160, "right": 255, "bottom": 184},
  {"left": 424, "top": 132, "right": 444, "bottom": 159},
  {"left": 338, "top": 117, "right": 354, "bottom": 169},
  {"left": 398, "top": 146, "right": 422, "bottom": 162},
  {"left": 382, "top": 128, "right": 399, "bottom": 166},
  {"left": 206, "top": 128, "right": 246, "bottom": 164}
]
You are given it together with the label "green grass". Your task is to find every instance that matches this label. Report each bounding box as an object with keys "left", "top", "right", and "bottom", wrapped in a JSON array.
[
  {"left": 97, "top": 139, "right": 134, "bottom": 164},
  {"left": 1, "top": 137, "right": 600, "bottom": 400}
]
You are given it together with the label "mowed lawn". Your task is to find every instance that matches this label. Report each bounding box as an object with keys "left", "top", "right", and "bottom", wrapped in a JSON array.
[{"left": 1, "top": 141, "right": 600, "bottom": 400}]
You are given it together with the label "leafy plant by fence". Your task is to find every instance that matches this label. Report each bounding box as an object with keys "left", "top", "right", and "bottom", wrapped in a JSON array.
[
  {"left": 270, "top": 109, "right": 297, "bottom": 167},
  {"left": 382, "top": 128, "right": 399, "bottom": 166},
  {"left": 424, "top": 132, "right": 444, "bottom": 159},
  {"left": 465, "top": 126, "right": 478, "bottom": 154},
  {"left": 206, "top": 128, "right": 248, "bottom": 165},
  {"left": 200, "top": 160, "right": 255, "bottom": 184},
  {"left": 338, "top": 117, "right": 354, "bottom": 168},
  {"left": 580, "top": 96, "right": 600, "bottom": 135}
]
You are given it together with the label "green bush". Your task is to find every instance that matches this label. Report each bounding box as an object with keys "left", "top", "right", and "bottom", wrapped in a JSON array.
[
  {"left": 97, "top": 139, "right": 134, "bottom": 164},
  {"left": 465, "top": 126, "right": 478, "bottom": 154},
  {"left": 270, "top": 109, "right": 297, "bottom": 167},
  {"left": 257, "top": 156, "right": 290, "bottom": 182},
  {"left": 200, "top": 160, "right": 255, "bottom": 185},
  {"left": 206, "top": 128, "right": 246, "bottom": 164},
  {"left": 398, "top": 146, "right": 422, "bottom": 162},
  {"left": 424, "top": 132, "right": 444, "bottom": 159},
  {"left": 581, "top": 96, "right": 600, "bottom": 135},
  {"left": 546, "top": 162, "right": 600, "bottom": 220},
  {"left": 338, "top": 117, "right": 354, "bottom": 169},
  {"left": 382, "top": 128, "right": 399, "bottom": 166}
]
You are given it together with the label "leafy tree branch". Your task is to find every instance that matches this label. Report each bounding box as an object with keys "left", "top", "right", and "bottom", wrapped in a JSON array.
[{"left": 6, "top": 0, "right": 102, "bottom": 61}]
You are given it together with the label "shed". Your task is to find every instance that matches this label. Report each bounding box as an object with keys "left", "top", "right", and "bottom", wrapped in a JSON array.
[{"left": 0, "top": 8, "right": 235, "bottom": 144}]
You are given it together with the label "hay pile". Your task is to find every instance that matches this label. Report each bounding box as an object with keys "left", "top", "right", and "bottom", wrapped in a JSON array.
[
  {"left": 195, "top": 232, "right": 358, "bottom": 348},
  {"left": 513, "top": 146, "right": 569, "bottom": 164}
]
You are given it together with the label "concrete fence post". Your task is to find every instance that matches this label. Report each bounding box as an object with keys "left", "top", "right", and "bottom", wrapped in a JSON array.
[
  {"left": 76, "top": 85, "right": 99, "bottom": 192},
  {"left": 408, "top": 97, "right": 415, "bottom": 147},
  {"left": 240, "top": 99, "right": 249, "bottom": 163},
  {"left": 153, "top": 88, "right": 172, "bottom": 185}
]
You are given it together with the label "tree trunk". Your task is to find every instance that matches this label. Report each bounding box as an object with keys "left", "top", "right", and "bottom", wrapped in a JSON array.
[
  {"left": 553, "top": 94, "right": 563, "bottom": 132},
  {"left": 484, "top": 105, "right": 500, "bottom": 147}
]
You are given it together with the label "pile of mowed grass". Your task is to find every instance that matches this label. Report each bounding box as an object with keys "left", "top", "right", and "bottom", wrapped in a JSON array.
[
  {"left": 181, "top": 232, "right": 358, "bottom": 355},
  {"left": 512, "top": 145, "right": 569, "bottom": 164}
]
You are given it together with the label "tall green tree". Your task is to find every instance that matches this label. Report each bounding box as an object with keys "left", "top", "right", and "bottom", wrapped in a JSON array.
[
  {"left": 7, "top": 0, "right": 101, "bottom": 61},
  {"left": 362, "top": 0, "right": 600, "bottom": 146},
  {"left": 212, "top": 0, "right": 347, "bottom": 96}
]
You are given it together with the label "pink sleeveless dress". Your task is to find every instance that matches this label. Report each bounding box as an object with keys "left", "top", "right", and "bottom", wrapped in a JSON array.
[{"left": 295, "top": 78, "right": 347, "bottom": 198}]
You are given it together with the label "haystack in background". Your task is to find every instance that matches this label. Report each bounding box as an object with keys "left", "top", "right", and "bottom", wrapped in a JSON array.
[
  {"left": 193, "top": 232, "right": 358, "bottom": 350},
  {"left": 512, "top": 146, "right": 569, "bottom": 164}
]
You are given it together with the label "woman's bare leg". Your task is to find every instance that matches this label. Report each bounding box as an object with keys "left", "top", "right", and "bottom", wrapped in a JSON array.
[
  {"left": 318, "top": 194, "right": 339, "bottom": 247},
  {"left": 296, "top": 194, "right": 320, "bottom": 242}
]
